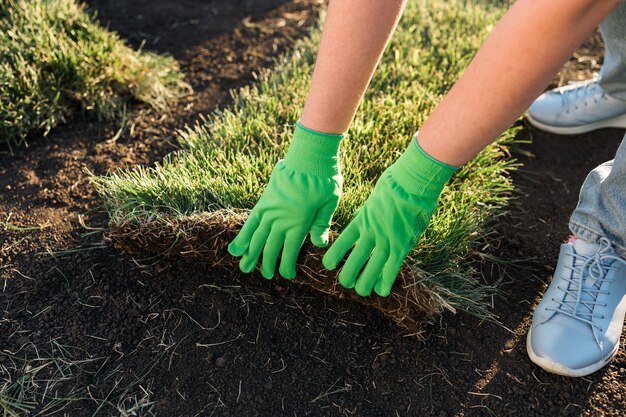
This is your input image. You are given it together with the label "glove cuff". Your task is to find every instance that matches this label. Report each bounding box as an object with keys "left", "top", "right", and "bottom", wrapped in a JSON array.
[
  {"left": 390, "top": 132, "right": 458, "bottom": 197},
  {"left": 283, "top": 121, "right": 345, "bottom": 176}
]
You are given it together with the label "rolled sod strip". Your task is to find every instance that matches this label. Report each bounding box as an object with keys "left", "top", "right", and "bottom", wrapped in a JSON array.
[
  {"left": 0, "top": 0, "right": 188, "bottom": 147},
  {"left": 96, "top": 0, "right": 517, "bottom": 335}
]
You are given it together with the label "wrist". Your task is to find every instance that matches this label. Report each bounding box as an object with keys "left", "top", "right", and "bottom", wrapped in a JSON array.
[
  {"left": 283, "top": 121, "right": 345, "bottom": 176},
  {"left": 389, "top": 133, "right": 458, "bottom": 196}
]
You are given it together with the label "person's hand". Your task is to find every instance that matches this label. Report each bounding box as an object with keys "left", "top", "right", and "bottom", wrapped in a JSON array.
[
  {"left": 228, "top": 122, "right": 344, "bottom": 279},
  {"left": 322, "top": 135, "right": 457, "bottom": 297}
]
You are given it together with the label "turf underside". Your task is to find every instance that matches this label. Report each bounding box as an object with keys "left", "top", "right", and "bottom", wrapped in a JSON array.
[{"left": 95, "top": 0, "right": 518, "bottom": 335}]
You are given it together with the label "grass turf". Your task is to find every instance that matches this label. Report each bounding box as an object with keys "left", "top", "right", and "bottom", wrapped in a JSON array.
[
  {"left": 0, "top": 0, "right": 188, "bottom": 148},
  {"left": 95, "top": 0, "right": 518, "bottom": 332}
]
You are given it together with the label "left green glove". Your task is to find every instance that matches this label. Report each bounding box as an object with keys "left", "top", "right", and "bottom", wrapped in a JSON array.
[
  {"left": 322, "top": 134, "right": 458, "bottom": 297},
  {"left": 228, "top": 121, "right": 344, "bottom": 279}
]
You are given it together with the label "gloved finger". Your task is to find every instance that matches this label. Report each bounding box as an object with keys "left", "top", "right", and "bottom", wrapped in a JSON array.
[
  {"left": 228, "top": 212, "right": 260, "bottom": 257},
  {"left": 338, "top": 238, "right": 375, "bottom": 289},
  {"left": 260, "top": 229, "right": 285, "bottom": 280},
  {"left": 309, "top": 194, "right": 340, "bottom": 248},
  {"left": 322, "top": 220, "right": 360, "bottom": 271},
  {"left": 239, "top": 225, "right": 271, "bottom": 273},
  {"left": 355, "top": 246, "right": 389, "bottom": 297},
  {"left": 374, "top": 253, "right": 405, "bottom": 297},
  {"left": 279, "top": 230, "right": 307, "bottom": 279}
]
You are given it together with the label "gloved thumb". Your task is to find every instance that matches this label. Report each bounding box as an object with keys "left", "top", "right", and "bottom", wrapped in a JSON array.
[{"left": 309, "top": 196, "right": 340, "bottom": 248}]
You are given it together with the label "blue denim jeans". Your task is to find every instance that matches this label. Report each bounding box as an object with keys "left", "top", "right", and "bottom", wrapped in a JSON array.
[
  {"left": 569, "top": 3, "right": 626, "bottom": 258},
  {"left": 599, "top": 1, "right": 626, "bottom": 101},
  {"left": 570, "top": 138, "right": 626, "bottom": 258}
]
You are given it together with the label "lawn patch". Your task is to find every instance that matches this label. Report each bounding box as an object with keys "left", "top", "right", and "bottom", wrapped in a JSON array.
[
  {"left": 0, "top": 0, "right": 189, "bottom": 148},
  {"left": 95, "top": 0, "right": 517, "bottom": 336}
]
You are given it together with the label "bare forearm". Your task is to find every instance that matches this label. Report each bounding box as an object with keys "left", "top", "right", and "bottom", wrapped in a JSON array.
[
  {"left": 419, "top": 0, "right": 621, "bottom": 166},
  {"left": 300, "top": 0, "right": 407, "bottom": 134}
]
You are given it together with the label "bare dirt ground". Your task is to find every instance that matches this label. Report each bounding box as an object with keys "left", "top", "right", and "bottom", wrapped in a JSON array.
[{"left": 1, "top": 1, "right": 625, "bottom": 415}]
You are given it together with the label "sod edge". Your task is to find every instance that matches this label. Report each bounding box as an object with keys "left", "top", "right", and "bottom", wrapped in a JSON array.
[{"left": 107, "top": 209, "right": 458, "bottom": 338}]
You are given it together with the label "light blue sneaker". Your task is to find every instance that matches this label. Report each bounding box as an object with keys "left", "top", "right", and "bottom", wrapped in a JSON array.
[
  {"left": 527, "top": 237, "right": 626, "bottom": 377},
  {"left": 526, "top": 77, "right": 626, "bottom": 135}
]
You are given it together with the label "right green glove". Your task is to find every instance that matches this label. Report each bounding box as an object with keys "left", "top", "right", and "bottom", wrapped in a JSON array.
[
  {"left": 322, "top": 134, "right": 458, "bottom": 297},
  {"left": 228, "top": 121, "right": 344, "bottom": 279}
]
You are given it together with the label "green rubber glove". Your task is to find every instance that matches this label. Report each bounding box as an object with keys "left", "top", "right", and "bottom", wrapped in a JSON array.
[
  {"left": 322, "top": 134, "right": 458, "bottom": 297},
  {"left": 228, "top": 121, "right": 344, "bottom": 279}
]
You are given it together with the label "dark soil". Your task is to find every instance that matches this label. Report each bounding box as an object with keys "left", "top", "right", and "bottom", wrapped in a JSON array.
[{"left": 1, "top": 2, "right": 625, "bottom": 416}]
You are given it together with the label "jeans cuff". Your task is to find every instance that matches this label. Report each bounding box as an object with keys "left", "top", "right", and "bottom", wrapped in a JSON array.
[{"left": 569, "top": 220, "right": 626, "bottom": 259}]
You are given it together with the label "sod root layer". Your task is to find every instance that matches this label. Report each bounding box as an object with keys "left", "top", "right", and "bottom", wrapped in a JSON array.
[
  {"left": 1, "top": 1, "right": 625, "bottom": 415},
  {"left": 109, "top": 210, "right": 443, "bottom": 338}
]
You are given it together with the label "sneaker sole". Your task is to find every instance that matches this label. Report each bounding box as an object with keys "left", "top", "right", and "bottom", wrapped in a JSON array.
[
  {"left": 525, "top": 111, "right": 626, "bottom": 135},
  {"left": 526, "top": 327, "right": 619, "bottom": 377}
]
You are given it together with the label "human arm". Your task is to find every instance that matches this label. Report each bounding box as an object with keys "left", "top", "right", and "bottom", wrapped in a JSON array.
[
  {"left": 419, "top": 0, "right": 622, "bottom": 166},
  {"left": 324, "top": 0, "right": 622, "bottom": 296},
  {"left": 300, "top": 0, "right": 409, "bottom": 133}
]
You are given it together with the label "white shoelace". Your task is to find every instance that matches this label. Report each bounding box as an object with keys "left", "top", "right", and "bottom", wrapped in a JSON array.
[
  {"left": 547, "top": 238, "right": 626, "bottom": 331},
  {"left": 559, "top": 78, "right": 608, "bottom": 113}
]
